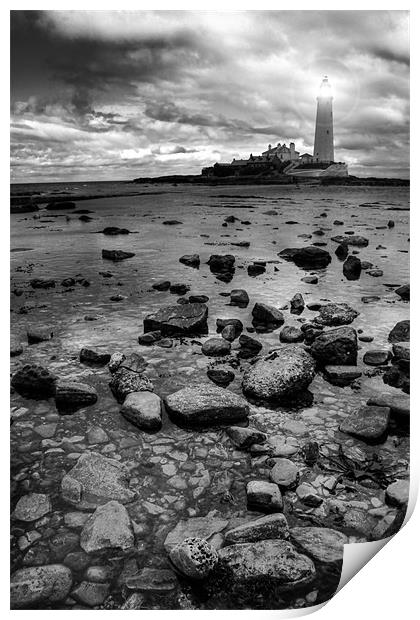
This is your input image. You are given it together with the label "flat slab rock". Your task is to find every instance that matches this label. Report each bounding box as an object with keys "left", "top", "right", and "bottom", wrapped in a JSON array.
[
  {"left": 61, "top": 451, "right": 136, "bottom": 509},
  {"left": 164, "top": 511, "right": 229, "bottom": 552},
  {"left": 324, "top": 365, "right": 362, "bottom": 386},
  {"left": 310, "top": 326, "right": 358, "bottom": 366},
  {"left": 101, "top": 249, "right": 135, "bottom": 261},
  {"left": 80, "top": 500, "right": 134, "bottom": 553},
  {"left": 289, "top": 526, "right": 348, "bottom": 564},
  {"left": 10, "top": 564, "right": 73, "bottom": 608},
  {"left": 224, "top": 514, "right": 289, "bottom": 545},
  {"left": 218, "top": 539, "right": 315, "bottom": 587},
  {"left": 242, "top": 345, "right": 315, "bottom": 401},
  {"left": 164, "top": 384, "right": 249, "bottom": 426},
  {"left": 339, "top": 405, "right": 390, "bottom": 442},
  {"left": 367, "top": 394, "right": 409, "bottom": 419},
  {"left": 144, "top": 303, "right": 208, "bottom": 336}
]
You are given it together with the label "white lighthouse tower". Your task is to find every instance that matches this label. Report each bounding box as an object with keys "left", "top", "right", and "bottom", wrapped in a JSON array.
[{"left": 313, "top": 76, "right": 334, "bottom": 163}]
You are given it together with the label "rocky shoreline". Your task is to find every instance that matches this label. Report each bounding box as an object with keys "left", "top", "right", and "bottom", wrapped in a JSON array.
[{"left": 10, "top": 186, "right": 409, "bottom": 609}]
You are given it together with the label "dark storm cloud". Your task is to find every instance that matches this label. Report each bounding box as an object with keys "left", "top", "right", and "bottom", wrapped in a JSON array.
[{"left": 10, "top": 10, "right": 409, "bottom": 182}]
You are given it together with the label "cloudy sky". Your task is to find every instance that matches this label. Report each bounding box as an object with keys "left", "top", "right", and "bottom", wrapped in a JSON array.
[{"left": 10, "top": 10, "right": 409, "bottom": 183}]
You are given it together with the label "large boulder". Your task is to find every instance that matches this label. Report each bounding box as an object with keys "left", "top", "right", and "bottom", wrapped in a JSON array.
[
  {"left": 120, "top": 391, "right": 163, "bottom": 431},
  {"left": 278, "top": 246, "right": 331, "bottom": 269},
  {"left": 218, "top": 540, "right": 315, "bottom": 587},
  {"left": 169, "top": 537, "right": 218, "bottom": 579},
  {"left": 61, "top": 452, "right": 136, "bottom": 509},
  {"left": 80, "top": 501, "right": 134, "bottom": 553},
  {"left": 11, "top": 364, "right": 57, "bottom": 398},
  {"left": 343, "top": 256, "right": 362, "bottom": 280},
  {"left": 310, "top": 326, "right": 358, "bottom": 365},
  {"left": 10, "top": 565, "right": 73, "bottom": 608},
  {"left": 339, "top": 405, "right": 390, "bottom": 443},
  {"left": 224, "top": 514, "right": 289, "bottom": 545},
  {"left": 289, "top": 527, "right": 348, "bottom": 564},
  {"left": 164, "top": 384, "right": 249, "bottom": 426},
  {"left": 314, "top": 303, "right": 359, "bottom": 326},
  {"left": 208, "top": 254, "right": 235, "bottom": 272},
  {"left": 388, "top": 320, "right": 410, "bottom": 343},
  {"left": 242, "top": 346, "right": 315, "bottom": 401},
  {"left": 143, "top": 303, "right": 208, "bottom": 336}
]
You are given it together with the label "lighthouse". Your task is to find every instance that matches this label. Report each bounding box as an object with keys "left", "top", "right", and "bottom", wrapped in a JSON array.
[{"left": 313, "top": 76, "right": 334, "bottom": 163}]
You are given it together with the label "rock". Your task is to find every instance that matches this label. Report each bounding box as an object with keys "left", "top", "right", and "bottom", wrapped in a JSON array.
[
  {"left": 102, "top": 226, "right": 129, "bottom": 235},
  {"left": 392, "top": 342, "right": 410, "bottom": 361},
  {"left": 242, "top": 346, "right": 315, "bottom": 401},
  {"left": 138, "top": 330, "right": 162, "bottom": 345},
  {"left": 335, "top": 243, "right": 348, "bottom": 259},
  {"left": 385, "top": 480, "right": 409, "bottom": 507},
  {"left": 324, "top": 365, "right": 362, "bottom": 386},
  {"left": 179, "top": 254, "right": 200, "bottom": 268},
  {"left": 125, "top": 568, "right": 177, "bottom": 593},
  {"left": 55, "top": 381, "right": 98, "bottom": 412},
  {"left": 315, "top": 303, "right": 359, "bottom": 326},
  {"left": 331, "top": 235, "right": 369, "bottom": 247},
  {"left": 226, "top": 426, "right": 266, "bottom": 449},
  {"left": 216, "top": 318, "right": 243, "bottom": 338},
  {"left": 383, "top": 365, "right": 409, "bottom": 393},
  {"left": 79, "top": 348, "right": 111, "bottom": 366},
  {"left": 144, "top": 303, "right": 208, "bottom": 336},
  {"left": 252, "top": 302, "right": 284, "bottom": 325},
  {"left": 230, "top": 289, "right": 249, "bottom": 306},
  {"left": 396, "top": 284, "right": 409, "bottom": 300},
  {"left": 290, "top": 293, "right": 305, "bottom": 314},
  {"left": 164, "top": 384, "right": 249, "bottom": 426},
  {"left": 289, "top": 527, "right": 348, "bottom": 564},
  {"left": 27, "top": 327, "right": 53, "bottom": 345},
  {"left": 207, "top": 367, "right": 235, "bottom": 386},
  {"left": 48, "top": 531, "right": 80, "bottom": 562},
  {"left": 61, "top": 451, "right": 136, "bottom": 509},
  {"left": 267, "top": 436, "right": 299, "bottom": 457},
  {"left": 388, "top": 320, "right": 410, "bottom": 342},
  {"left": 11, "top": 364, "right": 57, "bottom": 398},
  {"left": 202, "top": 338, "right": 231, "bottom": 357},
  {"left": 279, "top": 326, "right": 304, "bottom": 343},
  {"left": 152, "top": 280, "right": 171, "bottom": 291},
  {"left": 11, "top": 203, "right": 39, "bottom": 214},
  {"left": 30, "top": 278, "right": 55, "bottom": 289},
  {"left": 310, "top": 326, "right": 358, "bottom": 366},
  {"left": 238, "top": 334, "right": 263, "bottom": 359},
  {"left": 101, "top": 249, "right": 135, "bottom": 261},
  {"left": 71, "top": 581, "right": 109, "bottom": 607},
  {"left": 109, "top": 368, "right": 153, "bottom": 403},
  {"left": 339, "top": 405, "right": 390, "bottom": 443},
  {"left": 14, "top": 493, "right": 52, "bottom": 521},
  {"left": 367, "top": 394, "right": 409, "bottom": 420},
  {"left": 86, "top": 426, "right": 108, "bottom": 444},
  {"left": 388, "top": 219, "right": 395, "bottom": 228},
  {"left": 169, "top": 537, "right": 218, "bottom": 579},
  {"left": 363, "top": 350, "right": 391, "bottom": 366},
  {"left": 221, "top": 324, "right": 238, "bottom": 342},
  {"left": 189, "top": 294, "right": 209, "bottom": 303},
  {"left": 295, "top": 484, "right": 323, "bottom": 507},
  {"left": 343, "top": 256, "right": 362, "bottom": 280},
  {"left": 224, "top": 514, "right": 289, "bottom": 545},
  {"left": 208, "top": 254, "right": 235, "bottom": 273},
  {"left": 120, "top": 392, "right": 163, "bottom": 431},
  {"left": 218, "top": 539, "right": 315, "bottom": 587},
  {"left": 170, "top": 283, "right": 190, "bottom": 295},
  {"left": 278, "top": 246, "right": 332, "bottom": 269},
  {"left": 108, "top": 352, "right": 125, "bottom": 373},
  {"left": 246, "top": 481, "right": 283, "bottom": 512},
  {"left": 121, "top": 593, "right": 145, "bottom": 609},
  {"left": 10, "top": 565, "right": 73, "bottom": 608},
  {"left": 248, "top": 263, "right": 266, "bottom": 276},
  {"left": 10, "top": 336, "right": 23, "bottom": 357},
  {"left": 366, "top": 269, "right": 383, "bottom": 277},
  {"left": 301, "top": 275, "right": 318, "bottom": 284},
  {"left": 269, "top": 458, "right": 298, "bottom": 489},
  {"left": 80, "top": 501, "right": 134, "bottom": 553},
  {"left": 164, "top": 512, "right": 229, "bottom": 552},
  {"left": 46, "top": 201, "right": 76, "bottom": 210}
]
